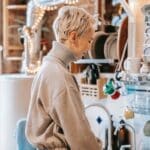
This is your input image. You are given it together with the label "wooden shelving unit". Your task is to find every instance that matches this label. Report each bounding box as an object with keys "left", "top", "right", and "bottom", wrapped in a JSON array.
[
  {"left": 7, "top": 5, "right": 27, "bottom": 10},
  {"left": 3, "top": 0, "right": 27, "bottom": 57},
  {"left": 6, "top": 56, "right": 22, "bottom": 61}
]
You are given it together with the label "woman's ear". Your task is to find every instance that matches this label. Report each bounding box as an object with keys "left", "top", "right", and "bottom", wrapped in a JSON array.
[{"left": 68, "top": 31, "right": 77, "bottom": 42}]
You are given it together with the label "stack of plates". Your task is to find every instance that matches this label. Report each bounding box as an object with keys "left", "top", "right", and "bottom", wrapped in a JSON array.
[
  {"left": 104, "top": 33, "right": 118, "bottom": 59},
  {"left": 90, "top": 31, "right": 118, "bottom": 60},
  {"left": 90, "top": 31, "right": 109, "bottom": 59},
  {"left": 90, "top": 17, "right": 128, "bottom": 65},
  {"left": 144, "top": 47, "right": 150, "bottom": 55}
]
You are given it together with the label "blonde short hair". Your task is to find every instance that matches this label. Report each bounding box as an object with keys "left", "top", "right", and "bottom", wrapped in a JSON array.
[{"left": 53, "top": 6, "right": 95, "bottom": 42}]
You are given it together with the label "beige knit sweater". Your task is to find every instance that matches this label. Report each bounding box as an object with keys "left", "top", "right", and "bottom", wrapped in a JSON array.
[{"left": 25, "top": 41, "right": 102, "bottom": 150}]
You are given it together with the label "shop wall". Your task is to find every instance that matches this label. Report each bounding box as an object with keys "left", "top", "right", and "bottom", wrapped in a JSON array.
[{"left": 0, "top": 0, "right": 2, "bottom": 45}]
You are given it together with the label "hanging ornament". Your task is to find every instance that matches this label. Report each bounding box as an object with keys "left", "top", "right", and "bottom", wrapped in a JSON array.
[
  {"left": 103, "top": 78, "right": 121, "bottom": 100},
  {"left": 111, "top": 90, "right": 120, "bottom": 99},
  {"left": 103, "top": 79, "right": 115, "bottom": 95},
  {"left": 124, "top": 106, "right": 134, "bottom": 119}
]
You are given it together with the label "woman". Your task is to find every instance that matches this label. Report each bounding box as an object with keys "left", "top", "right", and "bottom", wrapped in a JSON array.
[{"left": 25, "top": 6, "right": 102, "bottom": 150}]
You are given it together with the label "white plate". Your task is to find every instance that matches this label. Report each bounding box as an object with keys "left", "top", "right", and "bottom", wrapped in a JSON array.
[
  {"left": 145, "top": 38, "right": 150, "bottom": 44},
  {"left": 144, "top": 47, "right": 150, "bottom": 55},
  {"left": 145, "top": 27, "right": 150, "bottom": 34},
  {"left": 89, "top": 31, "right": 109, "bottom": 59},
  {"left": 104, "top": 33, "right": 118, "bottom": 59}
]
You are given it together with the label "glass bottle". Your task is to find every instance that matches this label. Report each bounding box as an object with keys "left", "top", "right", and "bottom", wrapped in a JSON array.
[{"left": 117, "top": 120, "right": 131, "bottom": 150}]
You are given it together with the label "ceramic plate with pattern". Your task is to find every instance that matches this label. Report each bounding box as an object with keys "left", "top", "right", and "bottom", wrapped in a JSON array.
[
  {"left": 90, "top": 31, "right": 109, "bottom": 59},
  {"left": 145, "top": 27, "right": 150, "bottom": 34},
  {"left": 144, "top": 47, "right": 150, "bottom": 55}
]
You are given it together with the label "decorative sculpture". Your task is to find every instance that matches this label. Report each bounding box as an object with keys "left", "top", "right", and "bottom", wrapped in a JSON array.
[{"left": 23, "top": 0, "right": 79, "bottom": 74}]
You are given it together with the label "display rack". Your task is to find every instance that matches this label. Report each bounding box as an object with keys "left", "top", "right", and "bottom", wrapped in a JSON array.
[
  {"left": 3, "top": 0, "right": 27, "bottom": 57},
  {"left": 74, "top": 59, "right": 116, "bottom": 100},
  {"left": 142, "top": 4, "right": 150, "bottom": 55},
  {"left": 119, "top": 73, "right": 150, "bottom": 115},
  {"left": 75, "top": 58, "right": 118, "bottom": 64}
]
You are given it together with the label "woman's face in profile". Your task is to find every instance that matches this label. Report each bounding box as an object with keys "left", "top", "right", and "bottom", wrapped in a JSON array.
[{"left": 75, "top": 28, "right": 95, "bottom": 58}]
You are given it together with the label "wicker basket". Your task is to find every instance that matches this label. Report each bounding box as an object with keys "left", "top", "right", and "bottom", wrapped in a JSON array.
[{"left": 79, "top": 78, "right": 107, "bottom": 99}]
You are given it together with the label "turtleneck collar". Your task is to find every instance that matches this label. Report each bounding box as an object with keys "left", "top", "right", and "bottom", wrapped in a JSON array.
[{"left": 44, "top": 41, "right": 77, "bottom": 68}]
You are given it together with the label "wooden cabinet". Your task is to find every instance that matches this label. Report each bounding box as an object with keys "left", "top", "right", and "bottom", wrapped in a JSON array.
[{"left": 3, "top": 0, "right": 27, "bottom": 59}]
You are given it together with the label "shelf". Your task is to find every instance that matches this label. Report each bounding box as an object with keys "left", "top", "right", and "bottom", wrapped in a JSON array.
[
  {"left": 119, "top": 73, "right": 150, "bottom": 115},
  {"left": 100, "top": 73, "right": 114, "bottom": 78},
  {"left": 7, "top": 5, "right": 26, "bottom": 10},
  {"left": 8, "top": 46, "right": 23, "bottom": 50},
  {"left": 6, "top": 56, "right": 22, "bottom": 61},
  {"left": 125, "top": 85, "right": 150, "bottom": 93},
  {"left": 74, "top": 59, "right": 118, "bottom": 64},
  {"left": 2, "top": 0, "right": 27, "bottom": 74},
  {"left": 120, "top": 79, "right": 150, "bottom": 92}
]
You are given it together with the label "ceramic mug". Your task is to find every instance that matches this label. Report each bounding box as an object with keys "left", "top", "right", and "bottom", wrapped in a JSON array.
[{"left": 124, "top": 57, "right": 141, "bottom": 73}]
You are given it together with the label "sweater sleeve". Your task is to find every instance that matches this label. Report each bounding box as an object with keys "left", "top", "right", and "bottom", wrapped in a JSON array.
[{"left": 53, "top": 87, "right": 102, "bottom": 150}]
